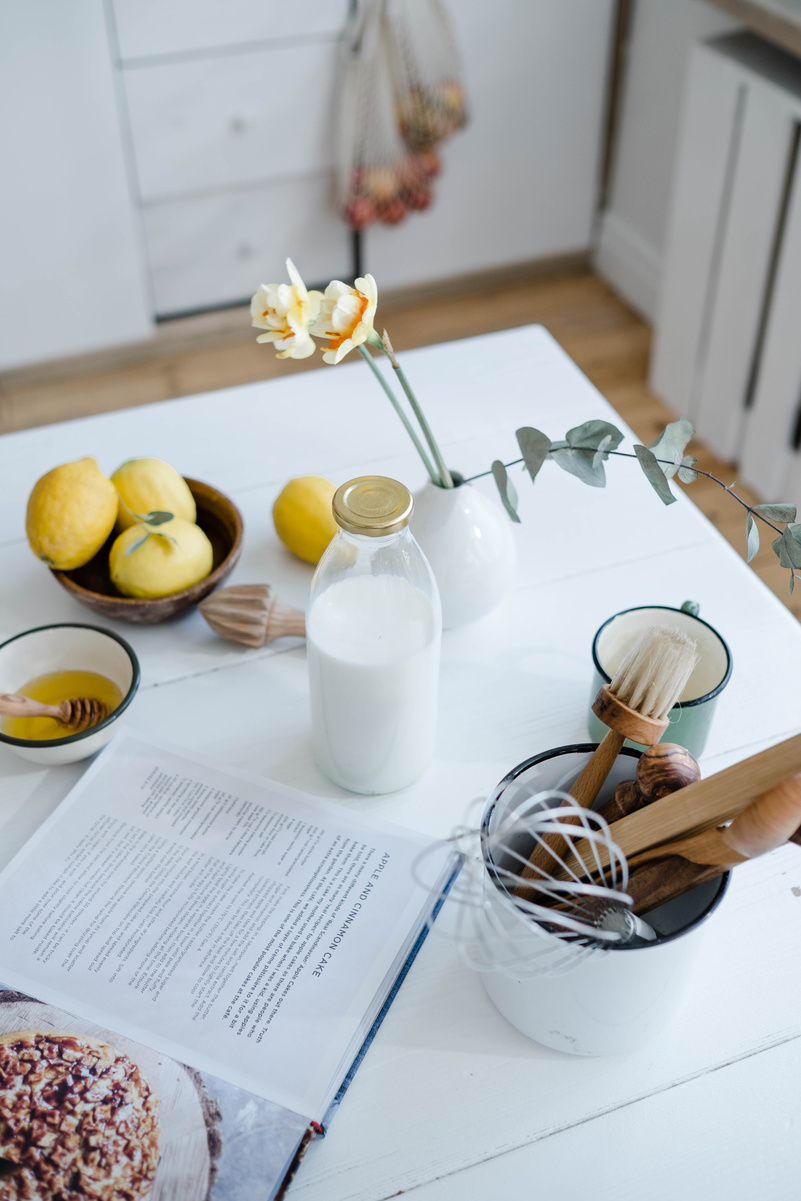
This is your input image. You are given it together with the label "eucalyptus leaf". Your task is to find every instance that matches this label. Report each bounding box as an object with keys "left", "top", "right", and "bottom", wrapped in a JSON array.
[
  {"left": 135, "top": 509, "right": 174, "bottom": 527},
  {"left": 754, "top": 503, "right": 797, "bottom": 523},
  {"left": 789, "top": 523, "right": 801, "bottom": 546},
  {"left": 648, "top": 418, "right": 695, "bottom": 479},
  {"left": 772, "top": 529, "right": 801, "bottom": 569},
  {"left": 592, "top": 434, "right": 613, "bottom": 469},
  {"left": 491, "top": 460, "right": 521, "bottom": 523},
  {"left": 125, "top": 533, "right": 150, "bottom": 556},
  {"left": 516, "top": 427, "right": 551, "bottom": 481},
  {"left": 791, "top": 574, "right": 796, "bottom": 596},
  {"left": 746, "top": 513, "right": 759, "bottom": 563},
  {"left": 634, "top": 444, "right": 677, "bottom": 505},
  {"left": 677, "top": 455, "right": 698, "bottom": 484},
  {"left": 551, "top": 445, "right": 607, "bottom": 487},
  {"left": 565, "top": 420, "right": 624, "bottom": 452}
]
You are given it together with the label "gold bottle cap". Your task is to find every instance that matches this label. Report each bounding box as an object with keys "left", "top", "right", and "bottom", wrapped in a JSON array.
[{"left": 332, "top": 476, "right": 413, "bottom": 537}]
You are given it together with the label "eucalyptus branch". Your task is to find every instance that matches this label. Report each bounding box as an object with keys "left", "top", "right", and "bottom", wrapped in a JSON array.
[
  {"left": 467, "top": 451, "right": 788, "bottom": 536},
  {"left": 380, "top": 331, "right": 454, "bottom": 489},
  {"left": 463, "top": 429, "right": 801, "bottom": 595},
  {"left": 356, "top": 345, "right": 440, "bottom": 485}
]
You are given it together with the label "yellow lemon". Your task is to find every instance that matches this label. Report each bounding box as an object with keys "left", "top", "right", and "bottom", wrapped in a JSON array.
[
  {"left": 272, "top": 476, "right": 337, "bottom": 564},
  {"left": 111, "top": 457, "right": 196, "bottom": 532},
  {"left": 26, "top": 458, "right": 118, "bottom": 570},
  {"left": 109, "top": 519, "right": 213, "bottom": 598}
]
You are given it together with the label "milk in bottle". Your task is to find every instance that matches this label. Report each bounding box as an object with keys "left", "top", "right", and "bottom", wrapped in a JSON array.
[{"left": 307, "top": 476, "right": 441, "bottom": 794}]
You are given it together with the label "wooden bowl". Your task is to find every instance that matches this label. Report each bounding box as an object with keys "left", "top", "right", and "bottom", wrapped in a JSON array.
[{"left": 51, "top": 479, "right": 244, "bottom": 624}]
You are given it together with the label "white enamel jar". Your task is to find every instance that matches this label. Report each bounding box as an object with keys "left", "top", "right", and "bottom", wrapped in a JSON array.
[
  {"left": 410, "top": 480, "right": 516, "bottom": 629},
  {"left": 478, "top": 745, "right": 729, "bottom": 1056}
]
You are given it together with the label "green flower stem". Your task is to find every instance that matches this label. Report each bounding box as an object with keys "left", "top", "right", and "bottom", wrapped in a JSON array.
[
  {"left": 384, "top": 353, "right": 454, "bottom": 490},
  {"left": 356, "top": 345, "right": 440, "bottom": 485}
]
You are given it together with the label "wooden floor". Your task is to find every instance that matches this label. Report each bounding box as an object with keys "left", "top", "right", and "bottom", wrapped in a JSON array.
[{"left": 1, "top": 269, "right": 797, "bottom": 621}]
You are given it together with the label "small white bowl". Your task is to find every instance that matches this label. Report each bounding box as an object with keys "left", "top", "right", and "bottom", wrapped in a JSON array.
[{"left": 0, "top": 624, "right": 140, "bottom": 765}]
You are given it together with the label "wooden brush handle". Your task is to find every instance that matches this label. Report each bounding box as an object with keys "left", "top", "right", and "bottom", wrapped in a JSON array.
[
  {"left": 514, "top": 730, "right": 627, "bottom": 893},
  {"left": 0, "top": 693, "right": 63, "bottom": 720}
]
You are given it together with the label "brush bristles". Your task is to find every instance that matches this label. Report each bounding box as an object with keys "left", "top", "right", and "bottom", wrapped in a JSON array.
[{"left": 609, "top": 625, "right": 699, "bottom": 720}]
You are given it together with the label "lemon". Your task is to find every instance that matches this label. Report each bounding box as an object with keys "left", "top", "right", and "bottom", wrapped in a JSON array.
[
  {"left": 26, "top": 458, "right": 118, "bottom": 570},
  {"left": 112, "top": 457, "right": 196, "bottom": 532},
  {"left": 273, "top": 476, "right": 337, "bottom": 564},
  {"left": 109, "top": 519, "right": 213, "bottom": 598}
]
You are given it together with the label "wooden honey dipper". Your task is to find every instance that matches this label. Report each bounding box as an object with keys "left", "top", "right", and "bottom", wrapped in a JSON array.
[
  {"left": 514, "top": 627, "right": 699, "bottom": 894},
  {"left": 0, "top": 693, "right": 108, "bottom": 733}
]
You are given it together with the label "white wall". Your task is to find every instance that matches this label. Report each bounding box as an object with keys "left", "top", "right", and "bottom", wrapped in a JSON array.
[
  {"left": 366, "top": 0, "right": 616, "bottom": 288},
  {"left": 0, "top": 2, "right": 153, "bottom": 371},
  {"left": 595, "top": 0, "right": 740, "bottom": 319}
]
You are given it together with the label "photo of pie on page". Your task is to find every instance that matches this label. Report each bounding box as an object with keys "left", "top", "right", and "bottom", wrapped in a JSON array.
[{"left": 0, "top": 998, "right": 212, "bottom": 1201}]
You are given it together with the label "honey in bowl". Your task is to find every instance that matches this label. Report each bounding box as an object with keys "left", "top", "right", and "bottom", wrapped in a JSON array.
[{"left": 1, "top": 670, "right": 123, "bottom": 741}]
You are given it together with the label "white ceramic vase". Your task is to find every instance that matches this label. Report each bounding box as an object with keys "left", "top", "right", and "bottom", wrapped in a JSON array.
[{"left": 411, "top": 480, "right": 516, "bottom": 629}]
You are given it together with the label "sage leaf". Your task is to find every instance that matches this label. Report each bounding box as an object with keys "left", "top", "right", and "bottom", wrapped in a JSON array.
[
  {"left": 772, "top": 529, "right": 801, "bottom": 569},
  {"left": 648, "top": 417, "right": 695, "bottom": 479},
  {"left": 565, "top": 420, "right": 624, "bottom": 452},
  {"left": 491, "top": 460, "right": 521, "bottom": 523},
  {"left": 516, "top": 427, "right": 551, "bottom": 481},
  {"left": 136, "top": 509, "right": 174, "bottom": 527},
  {"left": 746, "top": 513, "right": 759, "bottom": 563},
  {"left": 754, "top": 503, "right": 797, "bottom": 523},
  {"left": 634, "top": 444, "right": 677, "bottom": 505},
  {"left": 125, "top": 533, "right": 150, "bottom": 556},
  {"left": 678, "top": 455, "right": 698, "bottom": 484}
]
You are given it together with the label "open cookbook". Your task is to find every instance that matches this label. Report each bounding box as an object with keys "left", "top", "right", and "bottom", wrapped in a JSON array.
[{"left": 0, "top": 732, "right": 456, "bottom": 1201}]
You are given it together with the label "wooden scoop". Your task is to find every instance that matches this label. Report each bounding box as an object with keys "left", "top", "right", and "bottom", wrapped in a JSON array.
[{"left": 0, "top": 693, "right": 109, "bottom": 733}]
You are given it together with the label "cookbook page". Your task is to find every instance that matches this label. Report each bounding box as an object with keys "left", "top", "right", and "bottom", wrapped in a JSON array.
[{"left": 0, "top": 732, "right": 451, "bottom": 1119}]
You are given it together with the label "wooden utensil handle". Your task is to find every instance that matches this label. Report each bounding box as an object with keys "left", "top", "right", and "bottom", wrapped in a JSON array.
[
  {"left": 722, "top": 774, "right": 801, "bottom": 858},
  {"left": 570, "top": 728, "right": 627, "bottom": 810},
  {"left": 629, "top": 856, "right": 728, "bottom": 915},
  {"left": 0, "top": 693, "right": 59, "bottom": 719},
  {"left": 583, "top": 732, "right": 801, "bottom": 876},
  {"left": 513, "top": 729, "right": 627, "bottom": 893}
]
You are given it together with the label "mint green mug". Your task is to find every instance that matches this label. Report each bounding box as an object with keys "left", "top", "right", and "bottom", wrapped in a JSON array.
[{"left": 588, "top": 603, "right": 732, "bottom": 759}]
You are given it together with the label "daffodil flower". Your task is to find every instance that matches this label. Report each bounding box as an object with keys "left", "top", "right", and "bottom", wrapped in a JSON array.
[
  {"left": 311, "top": 275, "right": 379, "bottom": 364},
  {"left": 251, "top": 259, "right": 322, "bottom": 360}
]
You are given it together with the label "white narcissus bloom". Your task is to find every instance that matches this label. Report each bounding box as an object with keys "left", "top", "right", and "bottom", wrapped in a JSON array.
[
  {"left": 251, "top": 259, "right": 322, "bottom": 359},
  {"left": 311, "top": 275, "right": 379, "bottom": 364}
]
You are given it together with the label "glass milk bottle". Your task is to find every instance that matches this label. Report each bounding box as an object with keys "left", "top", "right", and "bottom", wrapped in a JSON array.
[{"left": 307, "top": 476, "right": 441, "bottom": 795}]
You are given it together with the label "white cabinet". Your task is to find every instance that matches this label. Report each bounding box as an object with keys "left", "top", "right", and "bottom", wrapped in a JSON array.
[
  {"left": 114, "top": 0, "right": 615, "bottom": 316},
  {"left": 651, "top": 32, "right": 801, "bottom": 499}
]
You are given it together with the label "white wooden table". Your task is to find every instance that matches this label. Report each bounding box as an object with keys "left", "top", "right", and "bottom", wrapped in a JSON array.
[{"left": 2, "top": 326, "right": 800, "bottom": 1200}]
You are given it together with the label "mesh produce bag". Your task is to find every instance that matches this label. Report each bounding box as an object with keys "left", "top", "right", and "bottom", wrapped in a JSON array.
[
  {"left": 385, "top": 0, "right": 467, "bottom": 151},
  {"left": 337, "top": 0, "right": 466, "bottom": 230}
]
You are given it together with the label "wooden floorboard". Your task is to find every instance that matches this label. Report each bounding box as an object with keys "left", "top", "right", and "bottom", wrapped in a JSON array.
[{"left": 1, "top": 271, "right": 797, "bottom": 621}]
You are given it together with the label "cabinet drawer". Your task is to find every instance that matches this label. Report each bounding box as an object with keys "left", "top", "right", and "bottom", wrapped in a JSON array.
[
  {"left": 112, "top": 0, "right": 348, "bottom": 61},
  {"left": 124, "top": 41, "right": 337, "bottom": 201},
  {"left": 142, "top": 175, "right": 349, "bottom": 316}
]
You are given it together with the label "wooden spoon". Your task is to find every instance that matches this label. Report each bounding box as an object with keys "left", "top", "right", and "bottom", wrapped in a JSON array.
[
  {"left": 625, "top": 774, "right": 801, "bottom": 914},
  {"left": 0, "top": 693, "right": 109, "bottom": 733}
]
